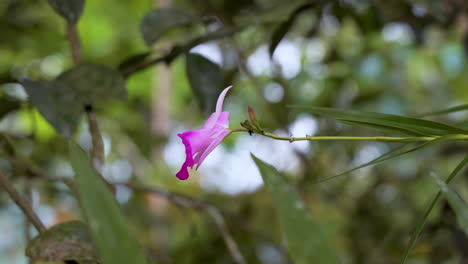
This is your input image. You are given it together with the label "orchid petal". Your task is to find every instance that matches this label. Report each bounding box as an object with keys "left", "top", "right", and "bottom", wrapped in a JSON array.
[
  {"left": 194, "top": 129, "right": 230, "bottom": 169},
  {"left": 216, "top": 86, "right": 233, "bottom": 113},
  {"left": 203, "top": 111, "right": 229, "bottom": 129}
]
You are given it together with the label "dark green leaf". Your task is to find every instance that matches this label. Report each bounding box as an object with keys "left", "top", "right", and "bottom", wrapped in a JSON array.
[
  {"left": 252, "top": 154, "right": 339, "bottom": 264},
  {"left": 0, "top": 98, "right": 20, "bottom": 120},
  {"left": 432, "top": 173, "right": 468, "bottom": 235},
  {"left": 400, "top": 155, "right": 468, "bottom": 264},
  {"left": 269, "top": 19, "right": 295, "bottom": 57},
  {"left": 47, "top": 0, "right": 85, "bottom": 24},
  {"left": 269, "top": 3, "right": 314, "bottom": 56},
  {"left": 26, "top": 220, "right": 97, "bottom": 262},
  {"left": 57, "top": 62, "right": 127, "bottom": 105},
  {"left": 291, "top": 106, "right": 468, "bottom": 136},
  {"left": 69, "top": 141, "right": 149, "bottom": 264},
  {"left": 22, "top": 79, "right": 82, "bottom": 138},
  {"left": 186, "top": 53, "right": 224, "bottom": 114},
  {"left": 140, "top": 8, "right": 194, "bottom": 46}
]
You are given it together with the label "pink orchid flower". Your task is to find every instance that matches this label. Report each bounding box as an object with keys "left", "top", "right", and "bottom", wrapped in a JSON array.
[{"left": 176, "top": 86, "right": 233, "bottom": 180}]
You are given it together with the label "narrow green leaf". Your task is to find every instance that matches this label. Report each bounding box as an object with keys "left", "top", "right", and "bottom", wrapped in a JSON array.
[
  {"left": 22, "top": 79, "right": 82, "bottom": 138},
  {"left": 290, "top": 106, "right": 468, "bottom": 136},
  {"left": 432, "top": 173, "right": 468, "bottom": 234},
  {"left": 57, "top": 63, "right": 127, "bottom": 105},
  {"left": 140, "top": 8, "right": 195, "bottom": 46},
  {"left": 186, "top": 53, "right": 224, "bottom": 114},
  {"left": 252, "top": 154, "right": 339, "bottom": 264},
  {"left": 47, "top": 0, "right": 85, "bottom": 24},
  {"left": 400, "top": 155, "right": 468, "bottom": 264},
  {"left": 311, "top": 142, "right": 413, "bottom": 184},
  {"left": 337, "top": 119, "right": 429, "bottom": 136},
  {"left": 26, "top": 220, "right": 97, "bottom": 263},
  {"left": 313, "top": 135, "right": 458, "bottom": 184},
  {"left": 415, "top": 103, "right": 468, "bottom": 117},
  {"left": 69, "top": 142, "right": 148, "bottom": 264}
]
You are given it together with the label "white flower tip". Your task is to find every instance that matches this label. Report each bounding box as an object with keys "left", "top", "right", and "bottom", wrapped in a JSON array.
[{"left": 216, "top": 86, "right": 234, "bottom": 113}]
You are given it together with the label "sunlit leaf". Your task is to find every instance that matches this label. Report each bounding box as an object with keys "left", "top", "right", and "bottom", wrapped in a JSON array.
[
  {"left": 252, "top": 154, "right": 339, "bottom": 264},
  {"left": 432, "top": 173, "right": 468, "bottom": 234},
  {"left": 140, "top": 8, "right": 195, "bottom": 46},
  {"left": 47, "top": 0, "right": 85, "bottom": 24},
  {"left": 69, "top": 142, "right": 149, "bottom": 264},
  {"left": 400, "top": 155, "right": 468, "bottom": 264},
  {"left": 186, "top": 53, "right": 224, "bottom": 114},
  {"left": 26, "top": 220, "right": 97, "bottom": 262},
  {"left": 291, "top": 106, "right": 468, "bottom": 136},
  {"left": 22, "top": 79, "right": 82, "bottom": 138}
]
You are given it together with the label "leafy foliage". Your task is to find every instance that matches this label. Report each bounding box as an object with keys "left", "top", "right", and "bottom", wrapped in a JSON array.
[
  {"left": 186, "top": 53, "right": 224, "bottom": 113},
  {"left": 47, "top": 0, "right": 85, "bottom": 24},
  {"left": 69, "top": 142, "right": 148, "bottom": 264},
  {"left": 252, "top": 154, "right": 338, "bottom": 264}
]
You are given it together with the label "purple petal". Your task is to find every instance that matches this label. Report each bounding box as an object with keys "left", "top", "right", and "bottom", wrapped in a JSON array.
[
  {"left": 176, "top": 129, "right": 211, "bottom": 180},
  {"left": 194, "top": 128, "right": 230, "bottom": 169},
  {"left": 203, "top": 111, "right": 230, "bottom": 129}
]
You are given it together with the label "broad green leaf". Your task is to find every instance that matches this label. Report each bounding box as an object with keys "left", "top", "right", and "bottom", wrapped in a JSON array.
[
  {"left": 69, "top": 142, "right": 149, "bottom": 264},
  {"left": 57, "top": 63, "right": 127, "bottom": 105},
  {"left": 0, "top": 97, "right": 20, "bottom": 120},
  {"left": 26, "top": 220, "right": 97, "bottom": 263},
  {"left": 415, "top": 103, "right": 468, "bottom": 117},
  {"left": 140, "top": 8, "right": 195, "bottom": 46},
  {"left": 22, "top": 79, "right": 82, "bottom": 138},
  {"left": 24, "top": 63, "right": 127, "bottom": 137},
  {"left": 252, "top": 154, "right": 339, "bottom": 264},
  {"left": 400, "top": 155, "right": 468, "bottom": 264},
  {"left": 186, "top": 53, "right": 224, "bottom": 114},
  {"left": 432, "top": 173, "right": 468, "bottom": 234},
  {"left": 47, "top": 0, "right": 85, "bottom": 24},
  {"left": 291, "top": 106, "right": 468, "bottom": 136}
]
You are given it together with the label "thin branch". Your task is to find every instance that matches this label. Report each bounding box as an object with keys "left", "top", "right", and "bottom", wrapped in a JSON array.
[
  {"left": 85, "top": 106, "right": 104, "bottom": 171},
  {"left": 121, "top": 183, "right": 247, "bottom": 264},
  {"left": 66, "top": 24, "right": 82, "bottom": 64},
  {"left": 120, "top": 26, "right": 244, "bottom": 78},
  {"left": 0, "top": 170, "right": 46, "bottom": 233}
]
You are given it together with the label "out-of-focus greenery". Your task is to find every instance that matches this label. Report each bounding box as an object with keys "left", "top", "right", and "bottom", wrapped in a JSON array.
[{"left": 1, "top": 0, "right": 468, "bottom": 263}]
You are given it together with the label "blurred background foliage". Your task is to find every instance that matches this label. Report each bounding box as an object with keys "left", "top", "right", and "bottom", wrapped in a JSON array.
[{"left": 1, "top": 0, "right": 468, "bottom": 263}]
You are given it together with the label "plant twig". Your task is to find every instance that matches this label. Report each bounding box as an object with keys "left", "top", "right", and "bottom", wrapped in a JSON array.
[
  {"left": 85, "top": 106, "right": 105, "bottom": 172},
  {"left": 0, "top": 170, "right": 46, "bottom": 233},
  {"left": 121, "top": 183, "right": 247, "bottom": 264},
  {"left": 120, "top": 26, "right": 244, "bottom": 78},
  {"left": 66, "top": 24, "right": 82, "bottom": 64}
]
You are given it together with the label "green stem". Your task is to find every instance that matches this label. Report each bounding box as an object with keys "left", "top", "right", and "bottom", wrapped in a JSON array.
[{"left": 230, "top": 127, "right": 460, "bottom": 143}]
